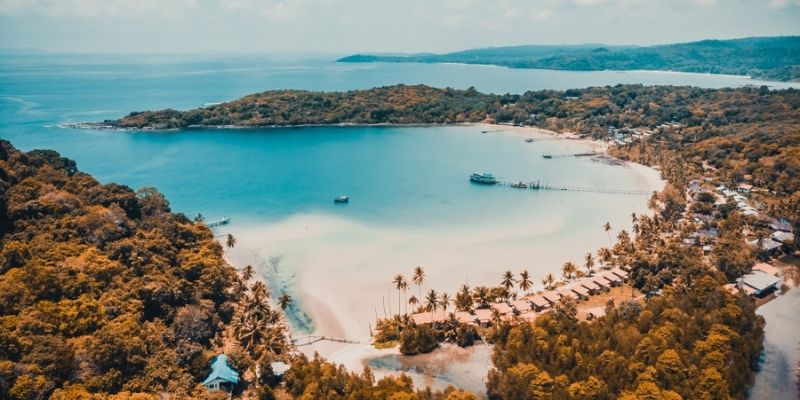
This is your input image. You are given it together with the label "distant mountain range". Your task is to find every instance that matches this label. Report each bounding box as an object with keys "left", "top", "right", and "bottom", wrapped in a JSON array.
[{"left": 339, "top": 36, "right": 800, "bottom": 82}]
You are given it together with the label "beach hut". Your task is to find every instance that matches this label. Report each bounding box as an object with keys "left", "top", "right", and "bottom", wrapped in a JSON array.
[
  {"left": 601, "top": 272, "right": 622, "bottom": 286},
  {"left": 410, "top": 310, "right": 447, "bottom": 325},
  {"left": 491, "top": 302, "right": 514, "bottom": 316},
  {"left": 474, "top": 309, "right": 493, "bottom": 327},
  {"left": 579, "top": 279, "right": 601, "bottom": 293},
  {"left": 511, "top": 299, "right": 532, "bottom": 314},
  {"left": 592, "top": 276, "right": 612, "bottom": 289},
  {"left": 610, "top": 267, "right": 629, "bottom": 280},
  {"left": 455, "top": 311, "right": 476, "bottom": 324},
  {"left": 570, "top": 285, "right": 590, "bottom": 300},
  {"left": 528, "top": 295, "right": 550, "bottom": 311},
  {"left": 557, "top": 287, "right": 578, "bottom": 300},
  {"left": 202, "top": 354, "right": 240, "bottom": 392},
  {"left": 542, "top": 291, "right": 561, "bottom": 305}
]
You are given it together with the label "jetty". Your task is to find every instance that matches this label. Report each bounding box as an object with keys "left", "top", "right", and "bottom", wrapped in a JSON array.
[
  {"left": 542, "top": 152, "right": 599, "bottom": 159},
  {"left": 474, "top": 176, "right": 651, "bottom": 196},
  {"left": 291, "top": 335, "right": 359, "bottom": 346},
  {"left": 207, "top": 217, "right": 231, "bottom": 228}
]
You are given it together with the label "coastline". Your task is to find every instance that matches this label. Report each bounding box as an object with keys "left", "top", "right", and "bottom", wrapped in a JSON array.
[{"left": 218, "top": 123, "right": 664, "bottom": 395}]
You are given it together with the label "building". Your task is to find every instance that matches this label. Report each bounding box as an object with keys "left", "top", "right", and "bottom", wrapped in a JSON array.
[
  {"left": 741, "top": 271, "right": 781, "bottom": 297},
  {"left": 752, "top": 262, "right": 780, "bottom": 277},
  {"left": 527, "top": 295, "right": 550, "bottom": 311},
  {"left": 736, "top": 183, "right": 753, "bottom": 193},
  {"left": 202, "top": 354, "right": 240, "bottom": 392},
  {"left": 511, "top": 299, "right": 532, "bottom": 313}
]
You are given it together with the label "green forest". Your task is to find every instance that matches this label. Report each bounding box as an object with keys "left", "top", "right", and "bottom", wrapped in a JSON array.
[{"left": 338, "top": 36, "right": 800, "bottom": 81}]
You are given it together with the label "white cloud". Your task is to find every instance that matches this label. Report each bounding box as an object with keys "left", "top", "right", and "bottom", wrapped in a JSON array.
[{"left": 0, "top": 0, "right": 197, "bottom": 18}]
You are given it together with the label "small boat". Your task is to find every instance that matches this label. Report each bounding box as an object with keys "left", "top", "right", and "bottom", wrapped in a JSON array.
[
  {"left": 334, "top": 195, "right": 349, "bottom": 203},
  {"left": 470, "top": 172, "right": 498, "bottom": 184},
  {"left": 542, "top": 153, "right": 552, "bottom": 159},
  {"left": 510, "top": 182, "right": 528, "bottom": 189},
  {"left": 525, "top": 138, "right": 534, "bottom": 143},
  {"left": 481, "top": 130, "right": 488, "bottom": 133}
]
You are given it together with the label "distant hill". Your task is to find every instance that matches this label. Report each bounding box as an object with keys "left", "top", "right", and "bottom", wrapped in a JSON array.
[{"left": 339, "top": 36, "right": 800, "bottom": 81}]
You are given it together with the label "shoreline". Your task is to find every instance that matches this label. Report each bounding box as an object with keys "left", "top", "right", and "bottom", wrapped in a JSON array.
[{"left": 217, "top": 123, "right": 664, "bottom": 395}]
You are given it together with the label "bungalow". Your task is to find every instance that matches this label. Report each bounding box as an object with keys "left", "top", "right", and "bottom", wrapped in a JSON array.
[
  {"left": 592, "top": 275, "right": 612, "bottom": 289},
  {"left": 557, "top": 287, "right": 578, "bottom": 300},
  {"left": 454, "top": 310, "right": 476, "bottom": 324},
  {"left": 491, "top": 302, "right": 514, "bottom": 316},
  {"left": 569, "top": 285, "right": 590, "bottom": 300},
  {"left": 579, "top": 279, "right": 601, "bottom": 293},
  {"left": 410, "top": 310, "right": 448, "bottom": 325},
  {"left": 748, "top": 238, "right": 782, "bottom": 253},
  {"left": 772, "top": 231, "right": 795, "bottom": 244},
  {"left": 202, "top": 354, "right": 240, "bottom": 392},
  {"left": 474, "top": 309, "right": 493, "bottom": 327},
  {"left": 542, "top": 291, "right": 561, "bottom": 305},
  {"left": 519, "top": 311, "right": 538, "bottom": 323},
  {"left": 610, "top": 267, "right": 629, "bottom": 280},
  {"left": 741, "top": 271, "right": 780, "bottom": 297},
  {"left": 511, "top": 299, "right": 532, "bottom": 314},
  {"left": 600, "top": 272, "right": 622, "bottom": 286},
  {"left": 752, "top": 262, "right": 780, "bottom": 277},
  {"left": 528, "top": 295, "right": 550, "bottom": 311}
]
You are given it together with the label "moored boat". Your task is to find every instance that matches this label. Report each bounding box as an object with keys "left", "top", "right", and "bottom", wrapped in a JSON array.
[
  {"left": 510, "top": 182, "right": 528, "bottom": 189},
  {"left": 470, "top": 172, "right": 498, "bottom": 184},
  {"left": 542, "top": 153, "right": 552, "bottom": 159},
  {"left": 334, "top": 195, "right": 349, "bottom": 203},
  {"left": 525, "top": 138, "right": 534, "bottom": 143}
]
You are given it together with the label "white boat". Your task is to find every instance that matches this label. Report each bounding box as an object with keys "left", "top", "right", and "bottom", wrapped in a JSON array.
[
  {"left": 334, "top": 195, "right": 349, "bottom": 203},
  {"left": 470, "top": 173, "right": 497, "bottom": 184},
  {"left": 510, "top": 182, "right": 528, "bottom": 189}
]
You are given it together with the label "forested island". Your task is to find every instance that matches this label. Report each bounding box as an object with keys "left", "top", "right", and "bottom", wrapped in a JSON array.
[{"left": 338, "top": 36, "right": 800, "bottom": 82}]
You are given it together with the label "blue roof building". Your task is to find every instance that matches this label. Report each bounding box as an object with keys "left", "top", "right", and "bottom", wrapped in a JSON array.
[{"left": 202, "top": 354, "right": 240, "bottom": 392}]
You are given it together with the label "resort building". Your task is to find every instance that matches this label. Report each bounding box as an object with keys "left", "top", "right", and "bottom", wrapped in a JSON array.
[
  {"left": 557, "top": 287, "right": 578, "bottom": 301},
  {"left": 202, "top": 354, "right": 240, "bottom": 392},
  {"left": 570, "top": 285, "right": 590, "bottom": 300},
  {"left": 410, "top": 310, "right": 448, "bottom": 325},
  {"left": 474, "top": 309, "right": 493, "bottom": 327},
  {"left": 511, "top": 299, "right": 532, "bottom": 314},
  {"left": 752, "top": 262, "right": 780, "bottom": 277},
  {"left": 579, "top": 279, "right": 601, "bottom": 293},
  {"left": 610, "top": 267, "right": 629, "bottom": 280},
  {"left": 741, "top": 271, "right": 781, "bottom": 297},
  {"left": 542, "top": 291, "right": 561, "bottom": 305},
  {"left": 528, "top": 295, "right": 550, "bottom": 311},
  {"left": 491, "top": 302, "right": 514, "bottom": 316}
]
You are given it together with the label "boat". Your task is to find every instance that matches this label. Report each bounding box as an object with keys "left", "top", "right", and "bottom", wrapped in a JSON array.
[
  {"left": 510, "top": 182, "right": 528, "bottom": 189},
  {"left": 334, "top": 195, "right": 349, "bottom": 203},
  {"left": 470, "top": 173, "right": 498, "bottom": 184},
  {"left": 525, "top": 138, "right": 534, "bottom": 143},
  {"left": 481, "top": 130, "right": 488, "bottom": 133},
  {"left": 542, "top": 153, "right": 552, "bottom": 159}
]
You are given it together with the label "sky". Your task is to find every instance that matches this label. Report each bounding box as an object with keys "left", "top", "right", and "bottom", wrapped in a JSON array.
[{"left": 1, "top": 0, "right": 799, "bottom": 55}]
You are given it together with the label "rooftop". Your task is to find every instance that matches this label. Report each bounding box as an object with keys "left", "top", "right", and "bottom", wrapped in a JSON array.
[
  {"left": 742, "top": 271, "right": 781, "bottom": 292},
  {"left": 202, "top": 354, "right": 240, "bottom": 386}
]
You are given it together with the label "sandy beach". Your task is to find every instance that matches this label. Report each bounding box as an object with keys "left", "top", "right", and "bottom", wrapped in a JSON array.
[{"left": 222, "top": 124, "right": 664, "bottom": 394}]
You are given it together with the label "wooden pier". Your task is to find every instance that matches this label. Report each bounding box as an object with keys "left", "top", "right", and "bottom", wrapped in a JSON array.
[
  {"left": 206, "top": 217, "right": 231, "bottom": 228},
  {"left": 291, "top": 335, "right": 359, "bottom": 346},
  {"left": 542, "top": 152, "right": 599, "bottom": 159},
  {"left": 491, "top": 179, "right": 652, "bottom": 196}
]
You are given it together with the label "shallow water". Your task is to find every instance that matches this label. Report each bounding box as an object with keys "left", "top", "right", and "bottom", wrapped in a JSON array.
[{"left": 749, "top": 289, "right": 800, "bottom": 399}]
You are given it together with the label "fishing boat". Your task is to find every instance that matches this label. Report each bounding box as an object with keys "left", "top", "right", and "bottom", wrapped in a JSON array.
[
  {"left": 510, "top": 182, "right": 528, "bottom": 189},
  {"left": 470, "top": 173, "right": 498, "bottom": 184},
  {"left": 334, "top": 195, "right": 349, "bottom": 203}
]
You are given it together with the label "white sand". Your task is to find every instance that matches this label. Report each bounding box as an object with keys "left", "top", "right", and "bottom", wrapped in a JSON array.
[{"left": 221, "top": 126, "right": 664, "bottom": 393}]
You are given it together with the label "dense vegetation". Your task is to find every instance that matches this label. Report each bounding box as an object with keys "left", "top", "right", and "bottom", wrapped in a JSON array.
[
  {"left": 339, "top": 36, "right": 800, "bottom": 81},
  {"left": 0, "top": 140, "right": 240, "bottom": 398}
]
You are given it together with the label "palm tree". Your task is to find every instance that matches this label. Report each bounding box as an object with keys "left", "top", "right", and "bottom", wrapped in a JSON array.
[
  {"left": 631, "top": 212, "right": 638, "bottom": 224},
  {"left": 491, "top": 308, "right": 502, "bottom": 327},
  {"left": 412, "top": 266, "right": 425, "bottom": 299},
  {"left": 603, "top": 222, "right": 612, "bottom": 244},
  {"left": 241, "top": 265, "right": 255, "bottom": 282},
  {"left": 438, "top": 292, "right": 450, "bottom": 314},
  {"left": 561, "top": 261, "right": 577, "bottom": 281},
  {"left": 501, "top": 271, "right": 516, "bottom": 293},
  {"left": 519, "top": 270, "right": 532, "bottom": 295},
  {"left": 425, "top": 289, "right": 439, "bottom": 323},
  {"left": 226, "top": 233, "right": 237, "bottom": 249},
  {"left": 598, "top": 247, "right": 613, "bottom": 267},
  {"left": 472, "top": 286, "right": 491, "bottom": 308},
  {"left": 584, "top": 252, "right": 595, "bottom": 276},
  {"left": 544, "top": 273, "right": 555, "bottom": 290},
  {"left": 277, "top": 293, "right": 292, "bottom": 311},
  {"left": 392, "top": 274, "right": 407, "bottom": 315},
  {"left": 408, "top": 295, "right": 419, "bottom": 312}
]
